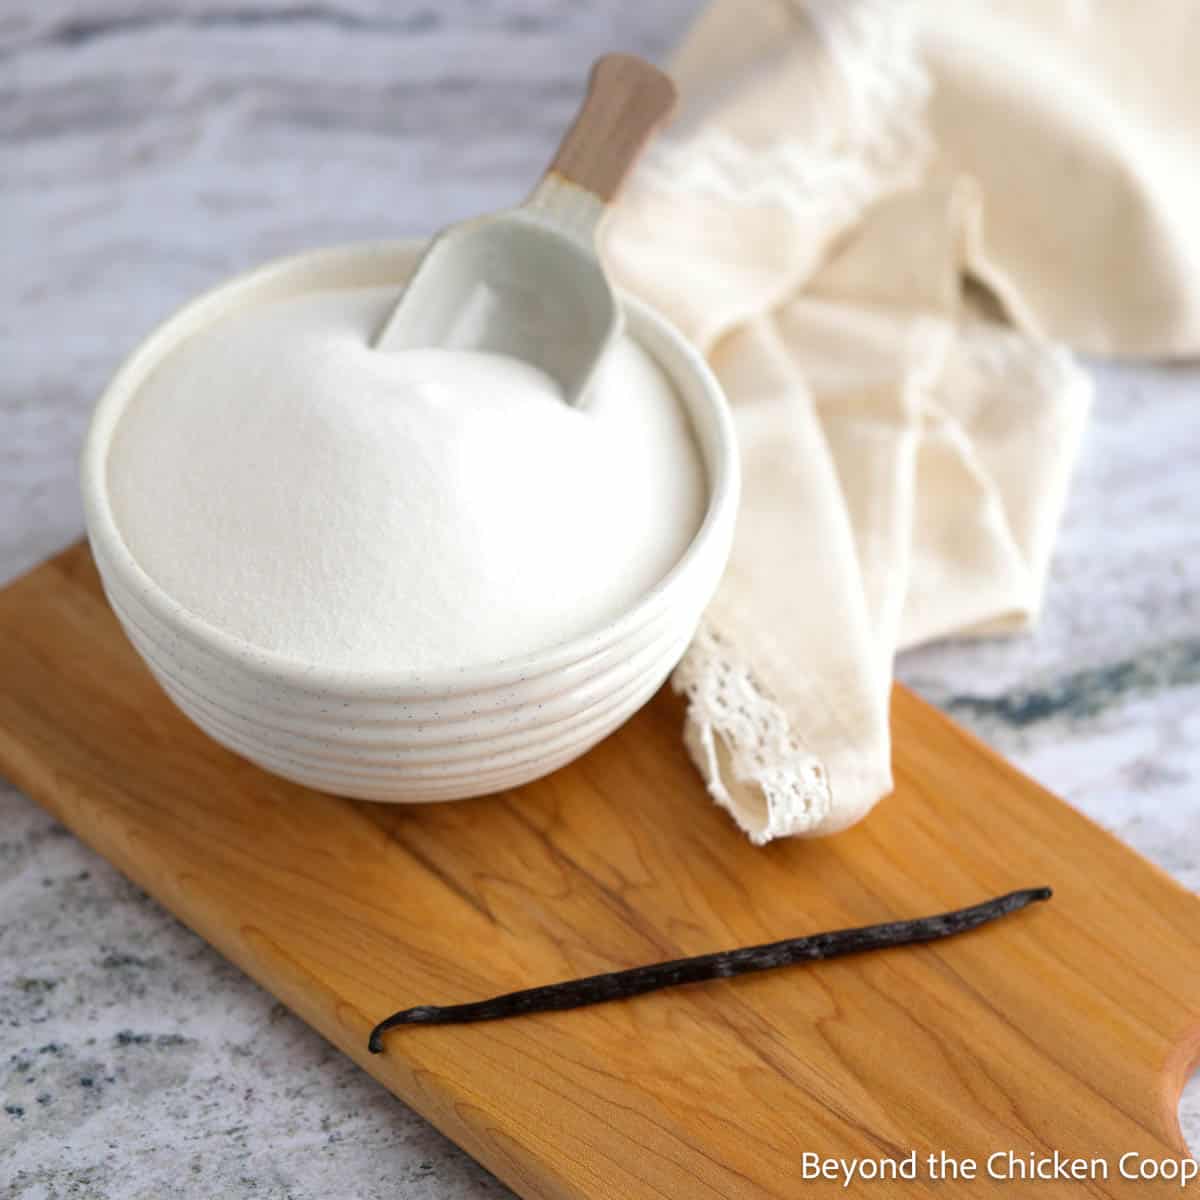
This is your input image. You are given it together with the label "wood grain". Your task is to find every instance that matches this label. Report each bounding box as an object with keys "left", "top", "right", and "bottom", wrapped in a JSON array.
[
  {"left": 1, "top": 541, "right": 1198, "bottom": 1199},
  {"left": 546, "top": 54, "right": 677, "bottom": 202}
]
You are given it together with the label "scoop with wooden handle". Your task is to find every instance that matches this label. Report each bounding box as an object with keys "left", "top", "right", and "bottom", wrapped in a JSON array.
[{"left": 373, "top": 54, "right": 677, "bottom": 405}]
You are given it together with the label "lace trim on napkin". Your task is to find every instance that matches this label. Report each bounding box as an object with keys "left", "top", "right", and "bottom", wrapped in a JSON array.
[
  {"left": 636, "top": 0, "right": 931, "bottom": 230},
  {"left": 673, "top": 625, "right": 833, "bottom": 845}
]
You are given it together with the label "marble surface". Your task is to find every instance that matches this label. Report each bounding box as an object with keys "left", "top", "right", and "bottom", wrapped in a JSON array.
[{"left": 2, "top": 3, "right": 1198, "bottom": 1197}]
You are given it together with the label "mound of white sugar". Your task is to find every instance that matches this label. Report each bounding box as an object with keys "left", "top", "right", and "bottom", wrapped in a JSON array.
[{"left": 107, "top": 286, "right": 706, "bottom": 672}]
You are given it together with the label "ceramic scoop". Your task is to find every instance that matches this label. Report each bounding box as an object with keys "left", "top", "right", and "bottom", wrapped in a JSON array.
[{"left": 373, "top": 54, "right": 677, "bottom": 405}]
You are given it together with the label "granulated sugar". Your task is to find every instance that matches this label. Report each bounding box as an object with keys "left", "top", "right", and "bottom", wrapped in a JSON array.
[{"left": 107, "top": 285, "right": 706, "bottom": 672}]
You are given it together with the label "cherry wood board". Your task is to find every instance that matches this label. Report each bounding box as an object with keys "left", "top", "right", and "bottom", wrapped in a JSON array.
[{"left": 1, "top": 543, "right": 1198, "bottom": 1198}]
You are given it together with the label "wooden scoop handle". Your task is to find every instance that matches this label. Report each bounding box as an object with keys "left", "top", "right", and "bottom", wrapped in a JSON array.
[{"left": 545, "top": 54, "right": 677, "bottom": 203}]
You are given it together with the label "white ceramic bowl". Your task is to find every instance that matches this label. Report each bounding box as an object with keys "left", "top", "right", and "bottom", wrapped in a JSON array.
[{"left": 80, "top": 242, "right": 739, "bottom": 802}]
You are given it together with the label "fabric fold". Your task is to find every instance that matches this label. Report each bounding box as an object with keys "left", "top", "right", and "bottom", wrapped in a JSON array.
[{"left": 606, "top": 0, "right": 1115, "bottom": 840}]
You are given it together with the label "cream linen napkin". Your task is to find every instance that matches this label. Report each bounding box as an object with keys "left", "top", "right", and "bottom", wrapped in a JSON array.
[{"left": 602, "top": 0, "right": 1189, "bottom": 842}]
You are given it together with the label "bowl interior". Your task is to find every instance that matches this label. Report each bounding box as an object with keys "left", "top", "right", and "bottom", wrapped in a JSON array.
[{"left": 81, "top": 241, "right": 739, "bottom": 698}]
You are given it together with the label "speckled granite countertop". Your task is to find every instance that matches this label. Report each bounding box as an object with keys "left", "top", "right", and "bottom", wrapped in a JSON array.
[{"left": 3, "top": 3, "right": 1198, "bottom": 1197}]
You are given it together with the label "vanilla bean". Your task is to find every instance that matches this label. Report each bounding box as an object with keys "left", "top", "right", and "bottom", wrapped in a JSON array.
[{"left": 368, "top": 886, "right": 1051, "bottom": 1053}]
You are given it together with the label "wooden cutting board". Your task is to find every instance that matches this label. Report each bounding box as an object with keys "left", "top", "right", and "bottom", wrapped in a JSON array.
[{"left": 2, "top": 542, "right": 1198, "bottom": 1198}]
